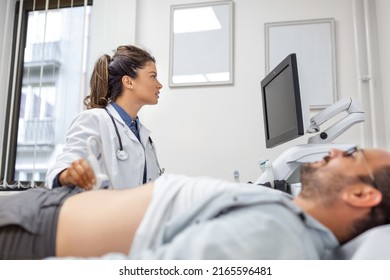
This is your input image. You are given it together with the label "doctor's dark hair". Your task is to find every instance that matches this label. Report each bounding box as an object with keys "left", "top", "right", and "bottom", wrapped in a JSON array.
[{"left": 84, "top": 45, "right": 156, "bottom": 109}]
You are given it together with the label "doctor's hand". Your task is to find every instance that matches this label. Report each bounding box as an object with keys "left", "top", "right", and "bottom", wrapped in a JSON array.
[{"left": 59, "top": 158, "right": 96, "bottom": 190}]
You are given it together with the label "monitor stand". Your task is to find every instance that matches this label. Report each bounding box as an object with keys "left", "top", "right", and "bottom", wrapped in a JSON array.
[{"left": 254, "top": 143, "right": 355, "bottom": 186}]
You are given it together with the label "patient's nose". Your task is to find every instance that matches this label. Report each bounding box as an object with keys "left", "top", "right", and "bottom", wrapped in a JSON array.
[{"left": 328, "top": 149, "right": 344, "bottom": 158}]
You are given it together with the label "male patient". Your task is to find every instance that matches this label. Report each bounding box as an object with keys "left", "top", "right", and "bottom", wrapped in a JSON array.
[{"left": 1, "top": 147, "right": 390, "bottom": 259}]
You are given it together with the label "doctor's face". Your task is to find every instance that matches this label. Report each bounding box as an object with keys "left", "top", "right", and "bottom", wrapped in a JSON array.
[{"left": 132, "top": 62, "right": 163, "bottom": 105}]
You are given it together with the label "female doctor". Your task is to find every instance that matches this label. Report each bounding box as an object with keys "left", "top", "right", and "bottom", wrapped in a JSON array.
[{"left": 46, "top": 45, "right": 163, "bottom": 190}]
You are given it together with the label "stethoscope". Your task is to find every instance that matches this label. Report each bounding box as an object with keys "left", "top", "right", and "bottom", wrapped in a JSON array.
[{"left": 104, "top": 108, "right": 165, "bottom": 175}]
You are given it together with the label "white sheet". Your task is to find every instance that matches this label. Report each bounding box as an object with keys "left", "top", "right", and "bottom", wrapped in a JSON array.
[{"left": 326, "top": 224, "right": 390, "bottom": 259}]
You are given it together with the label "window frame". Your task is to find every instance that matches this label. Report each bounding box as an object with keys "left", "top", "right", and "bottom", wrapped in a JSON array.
[{"left": 1, "top": 0, "right": 93, "bottom": 188}]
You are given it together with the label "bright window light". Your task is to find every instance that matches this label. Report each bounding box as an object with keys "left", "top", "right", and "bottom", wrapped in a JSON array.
[
  {"left": 172, "top": 72, "right": 230, "bottom": 84},
  {"left": 172, "top": 74, "right": 208, "bottom": 84},
  {"left": 205, "top": 72, "right": 230, "bottom": 82},
  {"left": 174, "top": 7, "right": 221, "bottom": 33}
]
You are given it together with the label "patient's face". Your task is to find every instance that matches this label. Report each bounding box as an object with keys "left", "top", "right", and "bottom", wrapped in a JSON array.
[{"left": 300, "top": 148, "right": 390, "bottom": 204}]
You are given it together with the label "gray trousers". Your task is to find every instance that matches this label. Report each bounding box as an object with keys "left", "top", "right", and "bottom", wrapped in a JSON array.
[{"left": 0, "top": 186, "right": 82, "bottom": 259}]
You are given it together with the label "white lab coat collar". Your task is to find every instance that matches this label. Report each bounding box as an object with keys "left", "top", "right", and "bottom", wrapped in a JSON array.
[{"left": 106, "top": 103, "right": 151, "bottom": 146}]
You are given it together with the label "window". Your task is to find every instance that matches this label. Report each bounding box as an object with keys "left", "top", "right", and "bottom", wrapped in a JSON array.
[{"left": 1, "top": 0, "right": 93, "bottom": 189}]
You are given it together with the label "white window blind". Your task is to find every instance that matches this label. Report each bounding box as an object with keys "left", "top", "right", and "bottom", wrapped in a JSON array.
[{"left": 1, "top": 0, "right": 92, "bottom": 189}]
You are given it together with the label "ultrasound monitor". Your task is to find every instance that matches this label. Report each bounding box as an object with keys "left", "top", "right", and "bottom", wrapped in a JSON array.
[{"left": 261, "top": 53, "right": 304, "bottom": 148}]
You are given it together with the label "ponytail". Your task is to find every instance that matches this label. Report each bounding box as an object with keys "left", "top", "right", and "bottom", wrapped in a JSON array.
[{"left": 84, "top": 54, "right": 111, "bottom": 109}]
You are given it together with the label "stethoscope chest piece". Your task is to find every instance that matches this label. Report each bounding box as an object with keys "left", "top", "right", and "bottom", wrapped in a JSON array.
[
  {"left": 116, "top": 149, "right": 128, "bottom": 160},
  {"left": 105, "top": 108, "right": 129, "bottom": 161}
]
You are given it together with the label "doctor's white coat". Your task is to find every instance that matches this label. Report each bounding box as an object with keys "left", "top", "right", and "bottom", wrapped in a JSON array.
[{"left": 45, "top": 103, "right": 161, "bottom": 189}]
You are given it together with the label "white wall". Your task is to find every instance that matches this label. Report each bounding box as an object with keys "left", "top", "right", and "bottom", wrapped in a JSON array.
[
  {"left": 376, "top": 0, "right": 390, "bottom": 150},
  {"left": 1, "top": 0, "right": 389, "bottom": 183},
  {"left": 87, "top": 0, "right": 137, "bottom": 76}
]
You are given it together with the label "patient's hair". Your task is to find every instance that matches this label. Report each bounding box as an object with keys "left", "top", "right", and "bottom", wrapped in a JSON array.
[
  {"left": 84, "top": 45, "right": 156, "bottom": 109},
  {"left": 351, "top": 165, "right": 390, "bottom": 239}
]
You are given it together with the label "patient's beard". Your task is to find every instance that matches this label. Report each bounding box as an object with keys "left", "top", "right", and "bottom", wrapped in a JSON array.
[
  {"left": 299, "top": 163, "right": 321, "bottom": 199},
  {"left": 299, "top": 163, "right": 344, "bottom": 205}
]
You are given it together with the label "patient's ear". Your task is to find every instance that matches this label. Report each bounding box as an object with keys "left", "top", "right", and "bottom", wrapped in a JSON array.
[{"left": 342, "top": 185, "right": 382, "bottom": 208}]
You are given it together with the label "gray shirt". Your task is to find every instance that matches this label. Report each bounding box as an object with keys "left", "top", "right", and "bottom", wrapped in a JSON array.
[{"left": 127, "top": 175, "right": 339, "bottom": 259}]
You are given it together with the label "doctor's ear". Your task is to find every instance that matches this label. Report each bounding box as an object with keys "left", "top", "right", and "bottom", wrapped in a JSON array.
[{"left": 122, "top": 75, "right": 134, "bottom": 89}]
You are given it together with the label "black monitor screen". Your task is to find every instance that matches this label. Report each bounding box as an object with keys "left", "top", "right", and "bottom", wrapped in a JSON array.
[{"left": 261, "top": 53, "right": 304, "bottom": 148}]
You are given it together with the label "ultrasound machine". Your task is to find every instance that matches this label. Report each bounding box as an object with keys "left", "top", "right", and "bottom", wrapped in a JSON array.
[{"left": 255, "top": 53, "right": 365, "bottom": 195}]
